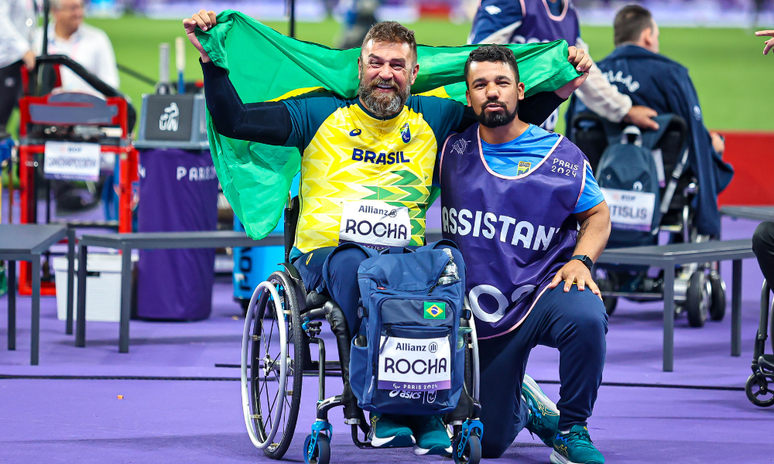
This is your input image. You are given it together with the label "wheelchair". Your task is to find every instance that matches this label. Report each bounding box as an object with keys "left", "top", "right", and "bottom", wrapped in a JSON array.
[
  {"left": 569, "top": 113, "right": 726, "bottom": 327},
  {"left": 745, "top": 280, "right": 774, "bottom": 407},
  {"left": 239, "top": 197, "right": 484, "bottom": 463}
]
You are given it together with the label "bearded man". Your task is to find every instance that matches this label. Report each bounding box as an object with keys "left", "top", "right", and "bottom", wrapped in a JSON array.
[{"left": 185, "top": 12, "right": 590, "bottom": 456}]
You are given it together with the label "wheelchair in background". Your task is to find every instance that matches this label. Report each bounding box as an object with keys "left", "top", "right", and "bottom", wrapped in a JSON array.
[
  {"left": 745, "top": 280, "right": 774, "bottom": 407},
  {"left": 569, "top": 113, "right": 726, "bottom": 327},
  {"left": 239, "top": 197, "right": 484, "bottom": 463}
]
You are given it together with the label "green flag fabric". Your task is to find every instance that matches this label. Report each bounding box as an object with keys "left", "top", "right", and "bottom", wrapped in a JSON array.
[{"left": 197, "top": 10, "right": 580, "bottom": 240}]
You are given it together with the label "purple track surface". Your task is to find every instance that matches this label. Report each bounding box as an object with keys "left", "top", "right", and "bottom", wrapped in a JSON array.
[{"left": 1, "top": 215, "right": 773, "bottom": 463}]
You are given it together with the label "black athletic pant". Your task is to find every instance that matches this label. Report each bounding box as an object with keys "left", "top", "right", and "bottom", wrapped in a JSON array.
[{"left": 753, "top": 221, "right": 774, "bottom": 286}]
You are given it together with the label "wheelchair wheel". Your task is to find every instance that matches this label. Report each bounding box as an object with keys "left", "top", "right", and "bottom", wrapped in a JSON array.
[
  {"left": 452, "top": 433, "right": 481, "bottom": 464},
  {"left": 241, "top": 272, "right": 304, "bottom": 459},
  {"left": 745, "top": 373, "right": 774, "bottom": 407},
  {"left": 303, "top": 433, "right": 331, "bottom": 464},
  {"left": 685, "top": 271, "right": 709, "bottom": 328},
  {"left": 708, "top": 271, "right": 726, "bottom": 321}
]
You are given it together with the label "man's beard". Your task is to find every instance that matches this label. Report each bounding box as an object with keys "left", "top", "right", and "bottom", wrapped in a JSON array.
[
  {"left": 476, "top": 99, "right": 518, "bottom": 128},
  {"left": 359, "top": 77, "right": 411, "bottom": 118}
]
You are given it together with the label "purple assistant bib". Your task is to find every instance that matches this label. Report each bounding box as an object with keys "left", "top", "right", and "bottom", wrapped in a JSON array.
[
  {"left": 440, "top": 124, "right": 587, "bottom": 339},
  {"left": 512, "top": 0, "right": 580, "bottom": 45}
]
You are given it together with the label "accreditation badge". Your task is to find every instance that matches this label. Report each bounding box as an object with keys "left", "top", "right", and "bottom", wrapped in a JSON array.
[{"left": 339, "top": 200, "right": 411, "bottom": 248}]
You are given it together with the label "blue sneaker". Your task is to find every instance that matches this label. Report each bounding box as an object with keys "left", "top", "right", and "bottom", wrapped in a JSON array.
[
  {"left": 411, "top": 414, "right": 452, "bottom": 456},
  {"left": 550, "top": 425, "right": 604, "bottom": 464},
  {"left": 522, "top": 374, "right": 560, "bottom": 447},
  {"left": 369, "top": 413, "right": 415, "bottom": 448}
]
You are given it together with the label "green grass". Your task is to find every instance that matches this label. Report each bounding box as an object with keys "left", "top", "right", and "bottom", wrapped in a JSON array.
[{"left": 34, "top": 17, "right": 774, "bottom": 132}]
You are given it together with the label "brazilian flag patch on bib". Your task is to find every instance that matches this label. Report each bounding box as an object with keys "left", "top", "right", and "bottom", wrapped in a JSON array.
[{"left": 424, "top": 302, "right": 446, "bottom": 319}]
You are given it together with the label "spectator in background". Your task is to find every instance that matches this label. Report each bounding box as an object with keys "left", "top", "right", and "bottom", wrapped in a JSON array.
[
  {"left": 570, "top": 5, "right": 734, "bottom": 238},
  {"left": 468, "top": 0, "right": 659, "bottom": 132},
  {"left": 0, "top": 0, "right": 37, "bottom": 137},
  {"left": 755, "top": 29, "right": 774, "bottom": 55},
  {"left": 34, "top": 0, "right": 119, "bottom": 95}
]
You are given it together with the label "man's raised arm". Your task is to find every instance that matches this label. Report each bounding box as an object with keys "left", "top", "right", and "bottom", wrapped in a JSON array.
[{"left": 185, "top": 10, "right": 294, "bottom": 145}]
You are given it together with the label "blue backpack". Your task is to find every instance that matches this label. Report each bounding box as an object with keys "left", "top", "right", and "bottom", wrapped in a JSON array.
[
  {"left": 349, "top": 240, "right": 466, "bottom": 415},
  {"left": 596, "top": 126, "right": 662, "bottom": 248}
]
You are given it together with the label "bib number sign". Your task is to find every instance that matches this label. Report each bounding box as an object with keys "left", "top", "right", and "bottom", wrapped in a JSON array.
[
  {"left": 600, "top": 187, "right": 656, "bottom": 232},
  {"left": 339, "top": 200, "right": 411, "bottom": 248},
  {"left": 44, "top": 141, "right": 101, "bottom": 181},
  {"left": 378, "top": 335, "right": 451, "bottom": 392}
]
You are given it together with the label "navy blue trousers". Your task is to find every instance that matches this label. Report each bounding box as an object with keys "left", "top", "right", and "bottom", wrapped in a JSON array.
[
  {"left": 478, "top": 285, "right": 608, "bottom": 459},
  {"left": 293, "top": 246, "right": 374, "bottom": 335}
]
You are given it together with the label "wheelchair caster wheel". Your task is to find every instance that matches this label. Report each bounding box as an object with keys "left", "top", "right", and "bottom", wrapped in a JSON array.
[
  {"left": 686, "top": 271, "right": 709, "bottom": 328},
  {"left": 452, "top": 433, "right": 481, "bottom": 464},
  {"left": 303, "top": 433, "right": 331, "bottom": 464},
  {"left": 746, "top": 373, "right": 774, "bottom": 407},
  {"left": 708, "top": 271, "right": 726, "bottom": 321}
]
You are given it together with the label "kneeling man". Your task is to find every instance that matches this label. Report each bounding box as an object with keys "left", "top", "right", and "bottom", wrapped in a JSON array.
[{"left": 440, "top": 45, "right": 611, "bottom": 464}]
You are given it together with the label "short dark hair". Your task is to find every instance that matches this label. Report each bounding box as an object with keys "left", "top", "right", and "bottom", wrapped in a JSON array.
[
  {"left": 614, "top": 5, "right": 654, "bottom": 46},
  {"left": 464, "top": 45, "right": 520, "bottom": 86},
  {"left": 362, "top": 21, "right": 418, "bottom": 62}
]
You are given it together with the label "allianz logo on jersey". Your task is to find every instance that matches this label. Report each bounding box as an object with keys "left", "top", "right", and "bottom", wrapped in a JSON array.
[
  {"left": 359, "top": 204, "right": 399, "bottom": 218},
  {"left": 351, "top": 148, "right": 411, "bottom": 165}
]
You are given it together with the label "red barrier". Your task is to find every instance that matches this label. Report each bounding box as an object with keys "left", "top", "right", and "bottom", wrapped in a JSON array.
[{"left": 717, "top": 131, "right": 774, "bottom": 207}]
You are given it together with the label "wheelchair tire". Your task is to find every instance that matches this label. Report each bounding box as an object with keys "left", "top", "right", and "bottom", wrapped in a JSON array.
[
  {"left": 745, "top": 373, "right": 774, "bottom": 407},
  {"left": 708, "top": 272, "right": 726, "bottom": 322},
  {"left": 685, "top": 271, "right": 709, "bottom": 328},
  {"left": 303, "top": 433, "right": 331, "bottom": 464},
  {"left": 452, "top": 433, "right": 481, "bottom": 464},
  {"left": 240, "top": 272, "right": 304, "bottom": 459}
]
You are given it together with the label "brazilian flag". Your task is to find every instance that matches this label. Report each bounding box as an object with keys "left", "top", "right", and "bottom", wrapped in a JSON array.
[{"left": 197, "top": 11, "right": 580, "bottom": 240}]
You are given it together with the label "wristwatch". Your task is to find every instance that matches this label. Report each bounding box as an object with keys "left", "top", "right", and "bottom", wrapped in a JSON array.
[{"left": 570, "top": 255, "right": 594, "bottom": 270}]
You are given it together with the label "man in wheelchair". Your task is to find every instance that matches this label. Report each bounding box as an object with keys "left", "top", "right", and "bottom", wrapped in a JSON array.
[
  {"left": 185, "top": 12, "right": 593, "bottom": 458},
  {"left": 567, "top": 4, "right": 733, "bottom": 238},
  {"left": 440, "top": 45, "right": 611, "bottom": 464}
]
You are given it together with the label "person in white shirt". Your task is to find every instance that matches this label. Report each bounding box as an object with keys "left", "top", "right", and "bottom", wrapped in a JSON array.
[
  {"left": 0, "top": 0, "right": 37, "bottom": 136},
  {"left": 34, "top": 0, "right": 119, "bottom": 95}
]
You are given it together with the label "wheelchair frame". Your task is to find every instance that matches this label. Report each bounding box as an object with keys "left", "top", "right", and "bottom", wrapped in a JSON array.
[
  {"left": 239, "top": 197, "right": 484, "bottom": 463},
  {"left": 745, "top": 280, "right": 774, "bottom": 407}
]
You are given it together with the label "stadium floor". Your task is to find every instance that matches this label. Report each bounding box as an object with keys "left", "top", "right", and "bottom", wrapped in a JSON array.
[{"left": 1, "top": 216, "right": 772, "bottom": 463}]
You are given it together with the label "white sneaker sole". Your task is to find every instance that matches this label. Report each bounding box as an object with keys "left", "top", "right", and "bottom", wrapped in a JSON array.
[
  {"left": 369, "top": 433, "right": 415, "bottom": 448},
  {"left": 550, "top": 449, "right": 575, "bottom": 464},
  {"left": 414, "top": 445, "right": 453, "bottom": 456},
  {"left": 523, "top": 374, "right": 559, "bottom": 416}
]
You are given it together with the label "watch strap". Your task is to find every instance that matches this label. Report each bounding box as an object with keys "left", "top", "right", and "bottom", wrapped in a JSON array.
[{"left": 570, "top": 255, "right": 593, "bottom": 270}]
